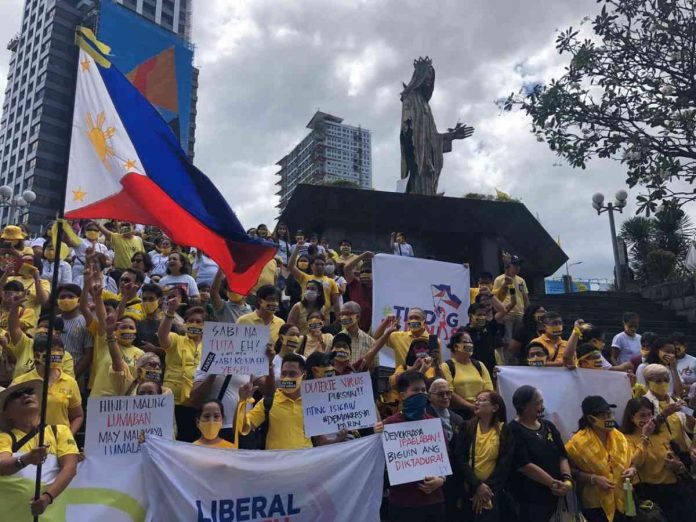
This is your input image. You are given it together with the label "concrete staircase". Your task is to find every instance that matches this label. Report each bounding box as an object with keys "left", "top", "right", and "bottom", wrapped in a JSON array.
[{"left": 534, "top": 292, "right": 696, "bottom": 347}]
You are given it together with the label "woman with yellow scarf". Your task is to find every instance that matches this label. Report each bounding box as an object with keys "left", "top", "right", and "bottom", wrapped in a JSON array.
[{"left": 565, "top": 395, "right": 636, "bottom": 522}]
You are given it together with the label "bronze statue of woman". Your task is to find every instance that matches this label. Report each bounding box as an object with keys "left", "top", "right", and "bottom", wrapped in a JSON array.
[{"left": 400, "top": 57, "right": 474, "bottom": 195}]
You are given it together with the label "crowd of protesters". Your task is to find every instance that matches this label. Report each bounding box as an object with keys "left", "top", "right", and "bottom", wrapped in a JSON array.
[{"left": 0, "top": 218, "right": 694, "bottom": 521}]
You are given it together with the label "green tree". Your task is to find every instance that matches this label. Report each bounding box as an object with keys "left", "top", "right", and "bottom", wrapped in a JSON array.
[{"left": 503, "top": 0, "right": 696, "bottom": 215}]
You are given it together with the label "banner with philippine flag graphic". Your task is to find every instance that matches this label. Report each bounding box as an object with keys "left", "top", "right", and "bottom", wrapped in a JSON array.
[{"left": 65, "top": 28, "right": 276, "bottom": 294}]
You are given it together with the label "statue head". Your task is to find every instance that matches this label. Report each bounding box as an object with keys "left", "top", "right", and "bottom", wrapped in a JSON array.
[{"left": 401, "top": 56, "right": 435, "bottom": 102}]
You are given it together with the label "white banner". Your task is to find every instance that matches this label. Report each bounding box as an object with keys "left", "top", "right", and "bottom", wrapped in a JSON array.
[
  {"left": 85, "top": 394, "right": 174, "bottom": 457},
  {"left": 201, "top": 322, "right": 270, "bottom": 376},
  {"left": 301, "top": 372, "right": 377, "bottom": 436},
  {"left": 372, "top": 254, "right": 470, "bottom": 367},
  {"left": 142, "top": 435, "right": 385, "bottom": 522},
  {"left": 382, "top": 418, "right": 452, "bottom": 486},
  {"left": 497, "top": 367, "right": 633, "bottom": 441}
]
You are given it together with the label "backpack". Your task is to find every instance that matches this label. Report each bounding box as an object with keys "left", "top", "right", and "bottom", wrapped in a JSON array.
[
  {"left": 445, "top": 358, "right": 483, "bottom": 379},
  {"left": 219, "top": 375, "right": 273, "bottom": 450}
]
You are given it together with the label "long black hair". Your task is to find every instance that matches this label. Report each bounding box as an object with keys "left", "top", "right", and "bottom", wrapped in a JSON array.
[
  {"left": 645, "top": 336, "right": 673, "bottom": 365},
  {"left": 620, "top": 397, "right": 660, "bottom": 435}
]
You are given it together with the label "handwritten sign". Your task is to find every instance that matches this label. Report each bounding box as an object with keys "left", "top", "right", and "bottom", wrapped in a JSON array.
[
  {"left": 201, "top": 322, "right": 270, "bottom": 376},
  {"left": 301, "top": 372, "right": 377, "bottom": 436},
  {"left": 381, "top": 418, "right": 452, "bottom": 485},
  {"left": 85, "top": 394, "right": 174, "bottom": 457}
]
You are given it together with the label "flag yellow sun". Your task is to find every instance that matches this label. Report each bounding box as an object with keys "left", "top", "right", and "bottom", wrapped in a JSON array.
[
  {"left": 72, "top": 187, "right": 87, "bottom": 202},
  {"left": 86, "top": 112, "right": 116, "bottom": 170}
]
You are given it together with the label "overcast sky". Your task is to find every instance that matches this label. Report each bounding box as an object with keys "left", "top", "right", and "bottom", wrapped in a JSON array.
[{"left": 0, "top": 0, "right": 652, "bottom": 280}]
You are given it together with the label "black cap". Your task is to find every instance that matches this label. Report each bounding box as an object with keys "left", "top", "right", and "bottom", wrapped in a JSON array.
[
  {"left": 581, "top": 395, "right": 616, "bottom": 415},
  {"left": 332, "top": 332, "right": 352, "bottom": 349},
  {"left": 510, "top": 255, "right": 522, "bottom": 266}
]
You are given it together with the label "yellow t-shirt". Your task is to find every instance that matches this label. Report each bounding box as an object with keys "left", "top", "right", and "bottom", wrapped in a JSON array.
[
  {"left": 88, "top": 321, "right": 144, "bottom": 397},
  {"left": 387, "top": 331, "right": 432, "bottom": 369},
  {"left": 10, "top": 332, "right": 74, "bottom": 379},
  {"left": 236, "top": 311, "right": 285, "bottom": 346},
  {"left": 531, "top": 334, "right": 570, "bottom": 365},
  {"left": 242, "top": 390, "right": 312, "bottom": 450},
  {"left": 658, "top": 400, "right": 690, "bottom": 452},
  {"left": 193, "top": 438, "right": 236, "bottom": 449},
  {"left": 441, "top": 359, "right": 494, "bottom": 402},
  {"left": 301, "top": 333, "right": 333, "bottom": 358},
  {"left": 110, "top": 233, "right": 144, "bottom": 269},
  {"left": 0, "top": 306, "right": 36, "bottom": 332},
  {"left": 626, "top": 429, "right": 677, "bottom": 485},
  {"left": 12, "top": 369, "right": 81, "bottom": 428},
  {"left": 251, "top": 259, "right": 278, "bottom": 295},
  {"left": 0, "top": 424, "right": 78, "bottom": 457},
  {"left": 7, "top": 276, "right": 50, "bottom": 327},
  {"left": 295, "top": 272, "right": 339, "bottom": 317},
  {"left": 163, "top": 332, "right": 201, "bottom": 405},
  {"left": 474, "top": 423, "right": 502, "bottom": 481},
  {"left": 492, "top": 274, "right": 527, "bottom": 317}
]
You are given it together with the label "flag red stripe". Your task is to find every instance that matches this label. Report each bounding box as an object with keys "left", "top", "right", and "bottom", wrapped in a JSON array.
[{"left": 65, "top": 173, "right": 275, "bottom": 294}]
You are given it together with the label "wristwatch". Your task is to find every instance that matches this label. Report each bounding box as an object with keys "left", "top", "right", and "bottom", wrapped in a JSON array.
[{"left": 15, "top": 455, "right": 24, "bottom": 470}]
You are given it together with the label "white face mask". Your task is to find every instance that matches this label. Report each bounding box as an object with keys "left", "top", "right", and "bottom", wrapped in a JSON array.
[
  {"left": 304, "top": 290, "right": 318, "bottom": 302},
  {"left": 324, "top": 265, "right": 335, "bottom": 276}
]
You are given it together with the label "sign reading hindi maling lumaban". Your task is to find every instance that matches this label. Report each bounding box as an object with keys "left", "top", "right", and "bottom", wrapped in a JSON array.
[
  {"left": 381, "top": 418, "right": 452, "bottom": 486},
  {"left": 201, "top": 322, "right": 270, "bottom": 376},
  {"left": 301, "top": 372, "right": 377, "bottom": 436},
  {"left": 85, "top": 394, "right": 174, "bottom": 457}
]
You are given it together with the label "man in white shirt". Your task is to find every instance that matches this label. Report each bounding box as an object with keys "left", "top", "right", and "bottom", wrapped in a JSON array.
[{"left": 610, "top": 312, "right": 641, "bottom": 365}]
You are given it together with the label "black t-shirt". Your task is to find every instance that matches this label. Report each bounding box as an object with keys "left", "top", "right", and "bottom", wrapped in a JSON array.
[
  {"left": 469, "top": 320, "right": 503, "bottom": 374},
  {"left": 508, "top": 419, "right": 567, "bottom": 506}
]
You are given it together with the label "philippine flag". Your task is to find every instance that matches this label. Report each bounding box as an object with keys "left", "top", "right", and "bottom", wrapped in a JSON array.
[{"left": 65, "top": 29, "right": 276, "bottom": 294}]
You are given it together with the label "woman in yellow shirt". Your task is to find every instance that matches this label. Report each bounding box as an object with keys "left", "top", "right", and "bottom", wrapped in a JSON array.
[
  {"left": 441, "top": 330, "right": 494, "bottom": 419},
  {"left": 387, "top": 338, "right": 441, "bottom": 405},
  {"left": 287, "top": 280, "right": 327, "bottom": 334},
  {"left": 565, "top": 395, "right": 636, "bottom": 522},
  {"left": 159, "top": 293, "right": 203, "bottom": 442},
  {"left": 193, "top": 399, "right": 241, "bottom": 449},
  {"left": 620, "top": 397, "right": 690, "bottom": 522},
  {"left": 298, "top": 311, "right": 333, "bottom": 358},
  {"left": 0, "top": 379, "right": 78, "bottom": 517},
  {"left": 454, "top": 391, "right": 512, "bottom": 519},
  {"left": 12, "top": 335, "right": 83, "bottom": 434}
]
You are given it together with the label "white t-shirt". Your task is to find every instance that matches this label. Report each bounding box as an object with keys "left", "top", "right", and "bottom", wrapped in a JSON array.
[
  {"left": 148, "top": 250, "right": 169, "bottom": 277},
  {"left": 192, "top": 371, "right": 247, "bottom": 429},
  {"left": 393, "top": 242, "right": 415, "bottom": 257},
  {"left": 677, "top": 354, "right": 696, "bottom": 386},
  {"left": 611, "top": 331, "right": 642, "bottom": 364},
  {"left": 192, "top": 255, "right": 218, "bottom": 287},
  {"left": 41, "top": 260, "right": 73, "bottom": 286},
  {"left": 158, "top": 274, "right": 199, "bottom": 297}
]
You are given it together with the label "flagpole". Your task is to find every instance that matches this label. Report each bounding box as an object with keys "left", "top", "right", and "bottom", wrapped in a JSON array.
[{"left": 32, "top": 34, "right": 80, "bottom": 522}]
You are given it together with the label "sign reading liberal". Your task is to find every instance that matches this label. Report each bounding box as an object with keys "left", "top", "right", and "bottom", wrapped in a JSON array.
[
  {"left": 301, "top": 372, "right": 377, "bottom": 436},
  {"left": 372, "top": 254, "right": 470, "bottom": 367},
  {"left": 201, "top": 322, "right": 270, "bottom": 376},
  {"left": 85, "top": 394, "right": 174, "bottom": 457},
  {"left": 382, "top": 418, "right": 452, "bottom": 486}
]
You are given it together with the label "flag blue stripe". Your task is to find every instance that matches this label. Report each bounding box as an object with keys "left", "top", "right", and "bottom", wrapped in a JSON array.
[{"left": 95, "top": 59, "right": 259, "bottom": 244}]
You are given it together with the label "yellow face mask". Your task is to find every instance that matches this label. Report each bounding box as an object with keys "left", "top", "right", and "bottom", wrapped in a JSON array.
[
  {"left": 332, "top": 348, "right": 351, "bottom": 362},
  {"left": 227, "top": 291, "right": 244, "bottom": 303},
  {"left": 198, "top": 420, "right": 222, "bottom": 440},
  {"left": 85, "top": 230, "right": 100, "bottom": 241},
  {"left": 408, "top": 320, "right": 424, "bottom": 332},
  {"left": 640, "top": 347, "right": 650, "bottom": 358},
  {"left": 186, "top": 323, "right": 203, "bottom": 337},
  {"left": 281, "top": 334, "right": 301, "bottom": 352},
  {"left": 44, "top": 249, "right": 55, "bottom": 261},
  {"left": 138, "top": 367, "right": 162, "bottom": 383},
  {"left": 297, "top": 261, "right": 309, "bottom": 270},
  {"left": 527, "top": 356, "right": 547, "bottom": 367},
  {"left": 340, "top": 315, "right": 358, "bottom": 328},
  {"left": 115, "top": 329, "right": 137, "bottom": 345},
  {"left": 308, "top": 320, "right": 323, "bottom": 331},
  {"left": 142, "top": 300, "right": 159, "bottom": 315},
  {"left": 57, "top": 297, "right": 79, "bottom": 312},
  {"left": 545, "top": 324, "right": 563, "bottom": 336},
  {"left": 453, "top": 342, "right": 474, "bottom": 355},
  {"left": 159, "top": 247, "right": 172, "bottom": 256},
  {"left": 49, "top": 351, "right": 64, "bottom": 369},
  {"left": 648, "top": 381, "right": 670, "bottom": 396},
  {"left": 313, "top": 365, "right": 335, "bottom": 378},
  {"left": 578, "top": 351, "right": 603, "bottom": 369}
]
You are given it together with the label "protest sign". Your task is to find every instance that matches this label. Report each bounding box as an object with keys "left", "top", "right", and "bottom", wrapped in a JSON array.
[
  {"left": 372, "top": 254, "right": 470, "bottom": 367},
  {"left": 381, "top": 418, "right": 452, "bottom": 486},
  {"left": 85, "top": 394, "right": 174, "bottom": 457},
  {"left": 497, "top": 366, "right": 633, "bottom": 441},
  {"left": 301, "top": 372, "right": 377, "bottom": 436},
  {"left": 201, "top": 322, "right": 270, "bottom": 376}
]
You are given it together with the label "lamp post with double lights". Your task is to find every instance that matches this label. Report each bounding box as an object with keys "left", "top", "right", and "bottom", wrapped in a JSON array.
[
  {"left": 0, "top": 185, "right": 36, "bottom": 223},
  {"left": 592, "top": 190, "right": 628, "bottom": 291}
]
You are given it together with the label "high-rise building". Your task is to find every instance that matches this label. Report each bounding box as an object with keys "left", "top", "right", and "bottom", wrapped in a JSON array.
[
  {"left": 275, "top": 111, "right": 372, "bottom": 212},
  {"left": 0, "top": 0, "right": 197, "bottom": 230}
]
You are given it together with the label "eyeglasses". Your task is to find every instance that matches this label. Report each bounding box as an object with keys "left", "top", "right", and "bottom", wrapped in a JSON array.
[
  {"left": 431, "top": 391, "right": 453, "bottom": 398},
  {"left": 8, "top": 386, "right": 36, "bottom": 401}
]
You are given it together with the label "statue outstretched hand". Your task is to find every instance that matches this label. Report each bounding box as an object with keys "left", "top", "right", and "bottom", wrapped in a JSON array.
[{"left": 446, "top": 122, "right": 474, "bottom": 140}]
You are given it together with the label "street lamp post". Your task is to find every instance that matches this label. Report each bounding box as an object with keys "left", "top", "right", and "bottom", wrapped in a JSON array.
[
  {"left": 0, "top": 185, "right": 36, "bottom": 224},
  {"left": 592, "top": 190, "right": 628, "bottom": 291}
]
